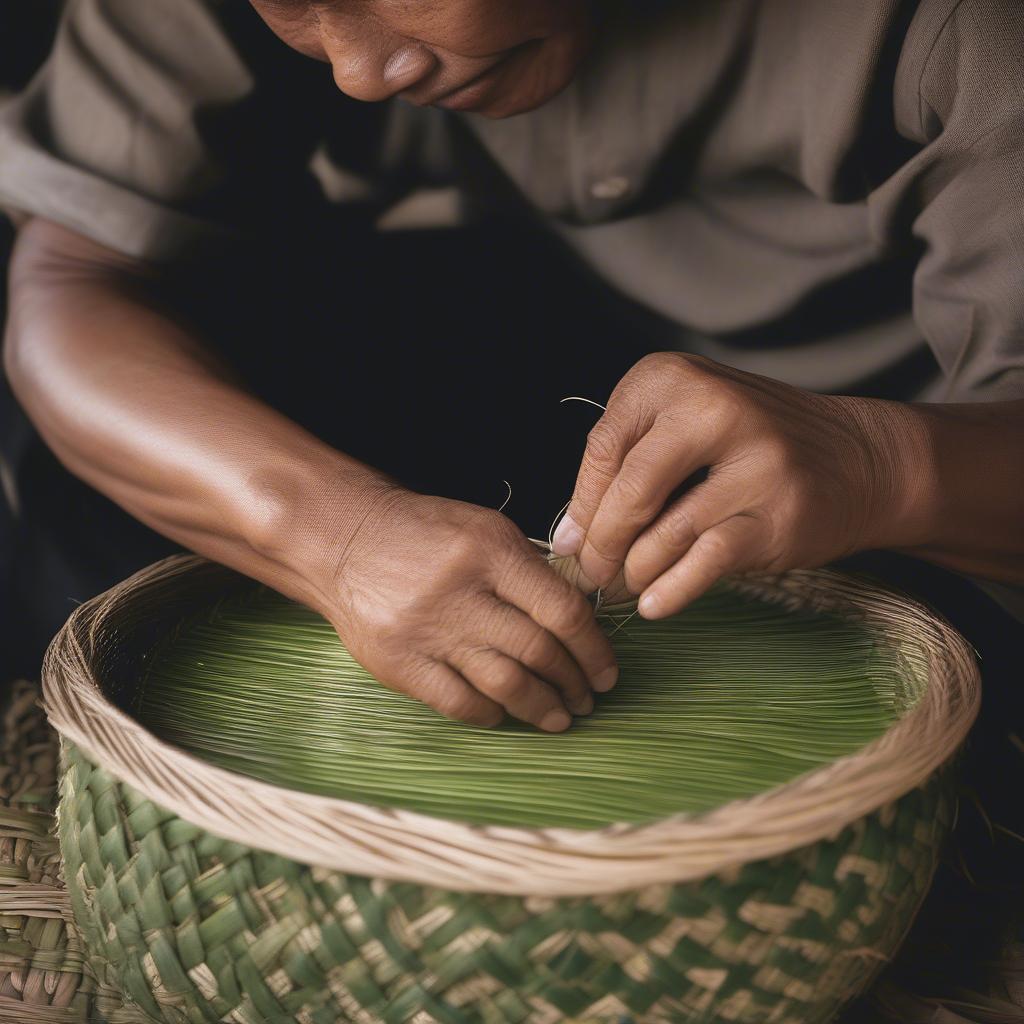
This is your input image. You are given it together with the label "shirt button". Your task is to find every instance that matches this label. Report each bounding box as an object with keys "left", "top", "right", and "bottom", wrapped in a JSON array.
[{"left": 590, "top": 175, "right": 630, "bottom": 200}]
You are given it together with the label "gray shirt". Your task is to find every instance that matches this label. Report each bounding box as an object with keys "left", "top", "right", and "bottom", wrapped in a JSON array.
[{"left": 2, "top": 0, "right": 1023, "bottom": 612}]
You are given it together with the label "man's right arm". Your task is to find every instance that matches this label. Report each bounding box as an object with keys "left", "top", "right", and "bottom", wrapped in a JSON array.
[
  {"left": 4, "top": 216, "right": 395, "bottom": 614},
  {"left": 3, "top": 217, "right": 615, "bottom": 729}
]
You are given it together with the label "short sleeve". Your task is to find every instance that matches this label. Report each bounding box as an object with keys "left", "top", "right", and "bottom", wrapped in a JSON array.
[
  {"left": 0, "top": 0, "right": 333, "bottom": 262},
  {"left": 896, "top": 0, "right": 1024, "bottom": 402},
  {"left": 882, "top": 0, "right": 1024, "bottom": 621},
  {"left": 885, "top": 0, "right": 1024, "bottom": 403}
]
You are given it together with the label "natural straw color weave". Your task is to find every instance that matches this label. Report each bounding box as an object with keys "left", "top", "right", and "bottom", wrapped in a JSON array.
[
  {"left": 0, "top": 681, "right": 138, "bottom": 1024},
  {"left": 43, "top": 556, "right": 980, "bottom": 898},
  {"left": 57, "top": 749, "right": 950, "bottom": 1024},
  {"left": 0, "top": 680, "right": 87, "bottom": 1023},
  {"left": 39, "top": 556, "right": 982, "bottom": 1023}
]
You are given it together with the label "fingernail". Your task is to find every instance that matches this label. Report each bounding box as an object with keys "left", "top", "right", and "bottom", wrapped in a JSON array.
[
  {"left": 570, "top": 693, "right": 594, "bottom": 716},
  {"left": 540, "top": 709, "right": 572, "bottom": 733},
  {"left": 551, "top": 515, "right": 584, "bottom": 556},
  {"left": 639, "top": 593, "right": 661, "bottom": 618},
  {"left": 593, "top": 666, "right": 618, "bottom": 692}
]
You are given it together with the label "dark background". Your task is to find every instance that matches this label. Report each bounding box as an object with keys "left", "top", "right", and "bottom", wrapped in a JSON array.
[
  {"left": 0, "top": 2, "right": 69, "bottom": 674},
  {"left": 1, "top": 6, "right": 1022, "bottom": 1021}
]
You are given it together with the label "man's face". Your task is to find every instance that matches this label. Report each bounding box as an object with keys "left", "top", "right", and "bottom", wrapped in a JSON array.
[{"left": 250, "top": 1, "right": 592, "bottom": 118}]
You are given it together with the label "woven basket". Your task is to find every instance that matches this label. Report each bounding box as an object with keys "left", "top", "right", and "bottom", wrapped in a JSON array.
[
  {"left": 41, "top": 555, "right": 981, "bottom": 1024},
  {"left": 0, "top": 681, "right": 140, "bottom": 1024}
]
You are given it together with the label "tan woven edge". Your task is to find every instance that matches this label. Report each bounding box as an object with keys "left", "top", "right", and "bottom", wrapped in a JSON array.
[{"left": 41, "top": 555, "right": 980, "bottom": 897}]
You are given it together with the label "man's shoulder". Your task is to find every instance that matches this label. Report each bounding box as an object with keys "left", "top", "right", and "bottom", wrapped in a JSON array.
[{"left": 890, "top": 0, "right": 1024, "bottom": 144}]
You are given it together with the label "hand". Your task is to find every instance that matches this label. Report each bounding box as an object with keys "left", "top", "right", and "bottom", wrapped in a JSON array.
[
  {"left": 551, "top": 352, "right": 927, "bottom": 618},
  {"left": 315, "top": 488, "right": 618, "bottom": 730}
]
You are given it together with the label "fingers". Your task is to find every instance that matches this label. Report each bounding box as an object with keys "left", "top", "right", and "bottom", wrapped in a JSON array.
[
  {"left": 638, "top": 513, "right": 763, "bottom": 619},
  {"left": 496, "top": 553, "right": 618, "bottom": 693},
  {"left": 576, "top": 421, "right": 716, "bottom": 587},
  {"left": 623, "top": 474, "right": 745, "bottom": 594},
  {"left": 450, "top": 646, "right": 574, "bottom": 733},
  {"left": 475, "top": 595, "right": 595, "bottom": 715},
  {"left": 398, "top": 659, "right": 505, "bottom": 728},
  {"left": 551, "top": 406, "right": 652, "bottom": 558}
]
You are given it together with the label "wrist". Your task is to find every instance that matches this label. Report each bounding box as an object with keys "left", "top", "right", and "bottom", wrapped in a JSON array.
[
  {"left": 837, "top": 397, "right": 940, "bottom": 552},
  {"left": 239, "top": 443, "right": 401, "bottom": 611}
]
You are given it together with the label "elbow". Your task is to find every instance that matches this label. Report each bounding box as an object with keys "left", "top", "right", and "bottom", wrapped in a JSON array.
[
  {"left": 1, "top": 318, "right": 43, "bottom": 425},
  {"left": 3, "top": 218, "right": 55, "bottom": 413},
  {"left": 3, "top": 216, "right": 148, "bottom": 415},
  {"left": 3, "top": 236, "right": 37, "bottom": 407}
]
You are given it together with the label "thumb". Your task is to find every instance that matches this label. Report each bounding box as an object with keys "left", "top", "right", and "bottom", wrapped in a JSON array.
[{"left": 552, "top": 409, "right": 648, "bottom": 556}]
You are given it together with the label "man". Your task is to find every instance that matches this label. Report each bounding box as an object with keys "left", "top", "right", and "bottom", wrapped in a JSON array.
[{"left": 2, "top": 0, "right": 1022, "bottom": 731}]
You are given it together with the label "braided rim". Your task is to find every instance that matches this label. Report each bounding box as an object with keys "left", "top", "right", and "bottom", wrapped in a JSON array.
[{"left": 42, "top": 555, "right": 979, "bottom": 896}]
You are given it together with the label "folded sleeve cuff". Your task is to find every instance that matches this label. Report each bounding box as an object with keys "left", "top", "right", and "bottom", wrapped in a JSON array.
[{"left": 0, "top": 98, "right": 237, "bottom": 263}]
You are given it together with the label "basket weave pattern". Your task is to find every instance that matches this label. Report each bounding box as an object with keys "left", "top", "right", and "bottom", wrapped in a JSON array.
[
  {"left": 0, "top": 681, "right": 133, "bottom": 1023},
  {"left": 41, "top": 557, "right": 981, "bottom": 1024},
  {"left": 61, "top": 745, "right": 950, "bottom": 1024},
  {"left": 0, "top": 680, "right": 89, "bottom": 1023}
]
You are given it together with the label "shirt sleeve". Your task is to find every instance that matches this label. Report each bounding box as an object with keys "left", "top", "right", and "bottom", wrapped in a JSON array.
[
  {"left": 886, "top": 0, "right": 1024, "bottom": 403},
  {"left": 0, "top": 0, "right": 333, "bottom": 262}
]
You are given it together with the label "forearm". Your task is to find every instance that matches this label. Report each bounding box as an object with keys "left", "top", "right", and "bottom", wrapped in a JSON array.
[
  {"left": 3, "top": 219, "right": 395, "bottom": 612},
  {"left": 886, "top": 398, "right": 1024, "bottom": 584}
]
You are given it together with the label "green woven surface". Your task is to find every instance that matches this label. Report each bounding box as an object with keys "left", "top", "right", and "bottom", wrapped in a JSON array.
[
  {"left": 59, "top": 744, "right": 951, "bottom": 1024},
  {"left": 136, "top": 586, "right": 904, "bottom": 829},
  {"left": 0, "top": 682, "right": 140, "bottom": 1023},
  {"left": 0, "top": 679, "right": 88, "bottom": 1023}
]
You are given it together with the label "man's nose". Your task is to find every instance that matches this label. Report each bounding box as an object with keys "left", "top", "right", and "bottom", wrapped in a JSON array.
[{"left": 327, "top": 40, "right": 439, "bottom": 102}]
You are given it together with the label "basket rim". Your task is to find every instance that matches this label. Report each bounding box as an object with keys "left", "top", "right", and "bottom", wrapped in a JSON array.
[{"left": 42, "top": 554, "right": 980, "bottom": 896}]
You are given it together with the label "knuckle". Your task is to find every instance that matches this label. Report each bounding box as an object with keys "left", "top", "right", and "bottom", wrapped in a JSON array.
[
  {"left": 485, "top": 664, "right": 530, "bottom": 704},
  {"left": 445, "top": 528, "right": 486, "bottom": 570},
  {"left": 547, "top": 591, "right": 593, "bottom": 639},
  {"left": 654, "top": 503, "right": 699, "bottom": 551},
  {"left": 708, "top": 385, "right": 748, "bottom": 428},
  {"left": 410, "top": 661, "right": 498, "bottom": 726},
  {"left": 637, "top": 351, "right": 685, "bottom": 378},
  {"left": 582, "top": 530, "right": 623, "bottom": 568},
  {"left": 360, "top": 603, "right": 407, "bottom": 639},
  {"left": 522, "top": 630, "right": 564, "bottom": 677},
  {"left": 681, "top": 353, "right": 723, "bottom": 379},
  {"left": 583, "top": 424, "right": 621, "bottom": 474},
  {"left": 701, "top": 530, "right": 736, "bottom": 571},
  {"left": 609, "top": 472, "right": 659, "bottom": 521},
  {"left": 468, "top": 508, "right": 520, "bottom": 549},
  {"left": 517, "top": 623, "right": 549, "bottom": 662},
  {"left": 761, "top": 444, "right": 805, "bottom": 489},
  {"left": 649, "top": 352, "right": 704, "bottom": 391},
  {"left": 438, "top": 691, "right": 493, "bottom": 726},
  {"left": 404, "top": 662, "right": 455, "bottom": 709},
  {"left": 495, "top": 549, "right": 543, "bottom": 602}
]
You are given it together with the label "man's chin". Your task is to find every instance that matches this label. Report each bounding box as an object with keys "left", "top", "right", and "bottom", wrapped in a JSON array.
[
  {"left": 468, "top": 33, "right": 589, "bottom": 119},
  {"left": 473, "top": 91, "right": 561, "bottom": 119},
  {"left": 474, "top": 67, "right": 582, "bottom": 119}
]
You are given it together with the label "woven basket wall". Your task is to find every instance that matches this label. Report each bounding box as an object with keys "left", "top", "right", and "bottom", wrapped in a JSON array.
[
  {"left": 41, "top": 556, "right": 982, "bottom": 1024},
  {"left": 0, "top": 681, "right": 137, "bottom": 1024}
]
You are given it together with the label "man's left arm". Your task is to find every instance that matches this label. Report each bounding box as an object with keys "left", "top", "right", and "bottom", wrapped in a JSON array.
[
  {"left": 551, "top": 0, "right": 1024, "bottom": 616},
  {"left": 547, "top": 354, "right": 1022, "bottom": 618}
]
